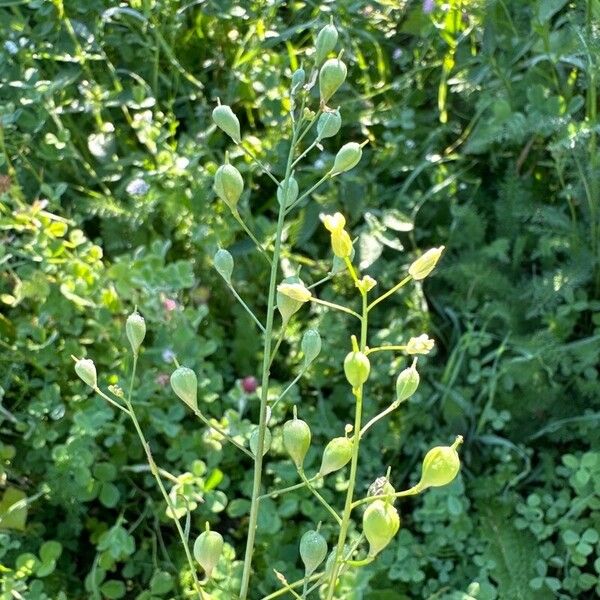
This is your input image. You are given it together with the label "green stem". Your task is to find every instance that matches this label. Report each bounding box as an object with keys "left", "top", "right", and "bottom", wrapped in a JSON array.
[
  {"left": 239, "top": 115, "right": 301, "bottom": 600},
  {"left": 233, "top": 211, "right": 273, "bottom": 266},
  {"left": 123, "top": 356, "right": 204, "bottom": 600},
  {"left": 351, "top": 485, "right": 422, "bottom": 510},
  {"left": 261, "top": 573, "right": 323, "bottom": 600},
  {"left": 299, "top": 470, "right": 342, "bottom": 526},
  {"left": 227, "top": 284, "right": 266, "bottom": 333},
  {"left": 367, "top": 276, "right": 412, "bottom": 311},
  {"left": 258, "top": 475, "right": 319, "bottom": 501},
  {"left": 240, "top": 144, "right": 281, "bottom": 186},
  {"left": 359, "top": 400, "right": 400, "bottom": 438},
  {"left": 310, "top": 297, "right": 361, "bottom": 320},
  {"left": 192, "top": 408, "right": 253, "bottom": 458},
  {"left": 271, "top": 370, "right": 306, "bottom": 412},
  {"left": 325, "top": 291, "right": 368, "bottom": 599},
  {"left": 93, "top": 387, "right": 131, "bottom": 416},
  {"left": 286, "top": 171, "right": 333, "bottom": 214},
  {"left": 365, "top": 345, "right": 406, "bottom": 355}
]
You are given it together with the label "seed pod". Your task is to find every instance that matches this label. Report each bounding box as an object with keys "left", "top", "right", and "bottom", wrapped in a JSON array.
[
  {"left": 363, "top": 499, "right": 400, "bottom": 557},
  {"left": 249, "top": 427, "right": 272, "bottom": 457},
  {"left": 418, "top": 436, "right": 463, "bottom": 490},
  {"left": 300, "top": 530, "right": 328, "bottom": 576},
  {"left": 332, "top": 142, "right": 363, "bottom": 174},
  {"left": 214, "top": 164, "right": 244, "bottom": 211},
  {"left": 277, "top": 175, "right": 299, "bottom": 208},
  {"left": 396, "top": 362, "right": 420, "bottom": 402},
  {"left": 126, "top": 312, "right": 146, "bottom": 356},
  {"left": 409, "top": 246, "right": 445, "bottom": 280},
  {"left": 291, "top": 68, "right": 306, "bottom": 95},
  {"left": 316, "top": 109, "right": 342, "bottom": 141},
  {"left": 75, "top": 358, "right": 97, "bottom": 388},
  {"left": 344, "top": 350, "right": 370, "bottom": 388},
  {"left": 314, "top": 22, "right": 338, "bottom": 66},
  {"left": 213, "top": 248, "right": 234, "bottom": 284},
  {"left": 282, "top": 413, "right": 311, "bottom": 469},
  {"left": 301, "top": 329, "right": 322, "bottom": 366},
  {"left": 212, "top": 104, "right": 241, "bottom": 143},
  {"left": 319, "top": 437, "right": 353, "bottom": 476},
  {"left": 193, "top": 524, "right": 224, "bottom": 580},
  {"left": 170, "top": 366, "right": 197, "bottom": 411},
  {"left": 319, "top": 58, "right": 347, "bottom": 104},
  {"left": 277, "top": 276, "right": 307, "bottom": 324}
]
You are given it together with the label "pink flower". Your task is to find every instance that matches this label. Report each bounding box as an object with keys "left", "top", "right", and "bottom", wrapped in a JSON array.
[
  {"left": 155, "top": 373, "right": 170, "bottom": 386},
  {"left": 163, "top": 298, "right": 177, "bottom": 312},
  {"left": 241, "top": 376, "right": 258, "bottom": 394}
]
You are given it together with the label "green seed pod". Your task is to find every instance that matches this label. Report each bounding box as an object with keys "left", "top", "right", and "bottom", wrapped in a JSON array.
[
  {"left": 282, "top": 414, "right": 311, "bottom": 469},
  {"left": 212, "top": 104, "right": 241, "bottom": 143},
  {"left": 319, "top": 58, "right": 347, "bottom": 104},
  {"left": 193, "top": 524, "right": 224, "bottom": 580},
  {"left": 344, "top": 350, "right": 370, "bottom": 388},
  {"left": 170, "top": 366, "right": 197, "bottom": 411},
  {"left": 249, "top": 427, "right": 272, "bottom": 457},
  {"left": 317, "top": 109, "right": 342, "bottom": 141},
  {"left": 314, "top": 22, "right": 338, "bottom": 66},
  {"left": 75, "top": 358, "right": 97, "bottom": 388},
  {"left": 126, "top": 312, "right": 146, "bottom": 356},
  {"left": 319, "top": 437, "right": 353, "bottom": 476},
  {"left": 291, "top": 68, "right": 306, "bottom": 95},
  {"left": 299, "top": 530, "right": 328, "bottom": 576},
  {"left": 418, "top": 436, "right": 463, "bottom": 490},
  {"left": 214, "top": 164, "right": 244, "bottom": 211},
  {"left": 301, "top": 329, "right": 322, "bottom": 366},
  {"left": 277, "top": 175, "right": 299, "bottom": 208},
  {"left": 332, "top": 142, "right": 363, "bottom": 174},
  {"left": 363, "top": 500, "right": 400, "bottom": 557},
  {"left": 213, "top": 248, "right": 234, "bottom": 284},
  {"left": 408, "top": 246, "right": 445, "bottom": 280},
  {"left": 395, "top": 362, "right": 420, "bottom": 402},
  {"left": 277, "top": 276, "right": 306, "bottom": 324}
]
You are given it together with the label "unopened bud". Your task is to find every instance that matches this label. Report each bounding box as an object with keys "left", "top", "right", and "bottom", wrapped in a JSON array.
[
  {"left": 408, "top": 246, "right": 445, "bottom": 280},
  {"left": 300, "top": 529, "right": 328, "bottom": 576},
  {"left": 75, "top": 358, "right": 97, "bottom": 388},
  {"left": 212, "top": 104, "right": 241, "bottom": 143},
  {"left": 193, "top": 524, "right": 224, "bottom": 579},
  {"left": 213, "top": 249, "right": 234, "bottom": 284},
  {"left": 319, "top": 58, "right": 347, "bottom": 104},
  {"left": 319, "top": 437, "right": 353, "bottom": 476},
  {"left": 214, "top": 164, "right": 244, "bottom": 210}
]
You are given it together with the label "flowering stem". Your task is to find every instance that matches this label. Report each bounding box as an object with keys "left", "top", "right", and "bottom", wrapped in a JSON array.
[
  {"left": 365, "top": 345, "right": 406, "bottom": 355},
  {"left": 122, "top": 356, "right": 204, "bottom": 600},
  {"left": 325, "top": 289, "right": 369, "bottom": 599},
  {"left": 367, "top": 275, "right": 412, "bottom": 311},
  {"left": 239, "top": 112, "right": 301, "bottom": 600}
]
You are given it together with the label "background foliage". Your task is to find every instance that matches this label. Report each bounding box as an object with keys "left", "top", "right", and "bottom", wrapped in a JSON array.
[{"left": 1, "top": 0, "right": 599, "bottom": 598}]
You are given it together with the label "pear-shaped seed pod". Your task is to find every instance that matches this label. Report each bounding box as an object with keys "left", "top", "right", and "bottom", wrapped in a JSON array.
[
  {"left": 214, "top": 164, "right": 243, "bottom": 210},
  {"left": 319, "top": 437, "right": 353, "bottom": 476},
  {"left": 170, "top": 366, "right": 197, "bottom": 411},
  {"left": 282, "top": 415, "right": 311, "bottom": 469},
  {"left": 300, "top": 529, "right": 328, "bottom": 576},
  {"left": 212, "top": 104, "right": 241, "bottom": 143},
  {"left": 395, "top": 363, "right": 420, "bottom": 402},
  {"left": 126, "top": 312, "right": 146, "bottom": 356},
  {"left": 343, "top": 350, "right": 370, "bottom": 388},
  {"left": 301, "top": 329, "right": 322, "bottom": 366},
  {"left": 277, "top": 176, "right": 299, "bottom": 208},
  {"left": 314, "top": 22, "right": 338, "bottom": 66},
  {"left": 291, "top": 68, "right": 306, "bottom": 95},
  {"left": 193, "top": 525, "right": 224, "bottom": 579},
  {"left": 319, "top": 58, "right": 347, "bottom": 104},
  {"left": 75, "top": 358, "right": 97, "bottom": 388},
  {"left": 332, "top": 142, "right": 363, "bottom": 174},
  {"left": 418, "top": 436, "right": 463, "bottom": 489},
  {"left": 249, "top": 427, "right": 272, "bottom": 457},
  {"left": 317, "top": 109, "right": 342, "bottom": 141},
  {"left": 213, "top": 248, "right": 234, "bottom": 284},
  {"left": 363, "top": 499, "right": 400, "bottom": 557}
]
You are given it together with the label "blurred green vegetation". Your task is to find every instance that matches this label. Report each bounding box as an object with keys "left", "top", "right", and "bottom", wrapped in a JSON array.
[{"left": 1, "top": 0, "right": 599, "bottom": 598}]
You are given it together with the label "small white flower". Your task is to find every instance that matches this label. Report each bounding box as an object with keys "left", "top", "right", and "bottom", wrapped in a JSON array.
[{"left": 406, "top": 334, "right": 435, "bottom": 355}]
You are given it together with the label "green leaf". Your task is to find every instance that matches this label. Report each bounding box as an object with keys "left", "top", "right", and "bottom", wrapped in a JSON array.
[
  {"left": 100, "top": 580, "right": 126, "bottom": 599},
  {"left": 0, "top": 487, "right": 27, "bottom": 531}
]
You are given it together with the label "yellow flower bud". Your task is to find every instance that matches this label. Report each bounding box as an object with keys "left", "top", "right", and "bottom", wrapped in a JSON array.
[{"left": 408, "top": 246, "right": 445, "bottom": 280}]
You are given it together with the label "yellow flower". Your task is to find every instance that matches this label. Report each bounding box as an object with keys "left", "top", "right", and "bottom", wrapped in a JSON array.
[
  {"left": 276, "top": 282, "right": 312, "bottom": 303},
  {"left": 408, "top": 246, "right": 445, "bottom": 280},
  {"left": 406, "top": 334, "right": 435, "bottom": 355},
  {"left": 320, "top": 212, "right": 353, "bottom": 258}
]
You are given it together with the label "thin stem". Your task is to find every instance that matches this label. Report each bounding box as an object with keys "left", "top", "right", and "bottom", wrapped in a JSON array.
[
  {"left": 367, "top": 276, "right": 412, "bottom": 312},
  {"left": 192, "top": 408, "right": 253, "bottom": 458},
  {"left": 310, "top": 297, "right": 361, "bottom": 320},
  {"left": 239, "top": 114, "right": 301, "bottom": 600},
  {"left": 299, "top": 470, "right": 342, "bottom": 526},
  {"left": 365, "top": 345, "right": 406, "bottom": 355},
  {"left": 271, "top": 370, "right": 305, "bottom": 413},
  {"left": 233, "top": 211, "right": 272, "bottom": 266},
  {"left": 123, "top": 356, "right": 204, "bottom": 600},
  {"left": 93, "top": 387, "right": 132, "bottom": 416},
  {"left": 227, "top": 284, "right": 266, "bottom": 333},
  {"left": 351, "top": 485, "right": 422, "bottom": 510},
  {"left": 240, "top": 144, "right": 280, "bottom": 186},
  {"left": 269, "top": 328, "right": 286, "bottom": 368},
  {"left": 325, "top": 290, "right": 368, "bottom": 599},
  {"left": 360, "top": 400, "right": 400, "bottom": 438},
  {"left": 344, "top": 257, "right": 360, "bottom": 287},
  {"left": 292, "top": 138, "right": 319, "bottom": 170},
  {"left": 295, "top": 109, "right": 322, "bottom": 148},
  {"left": 261, "top": 574, "right": 323, "bottom": 600},
  {"left": 258, "top": 475, "right": 320, "bottom": 501},
  {"left": 308, "top": 273, "right": 334, "bottom": 290},
  {"left": 286, "top": 171, "right": 333, "bottom": 214}
]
